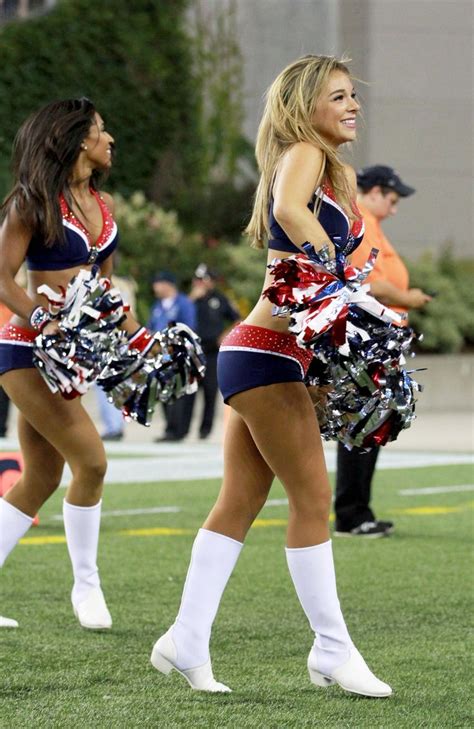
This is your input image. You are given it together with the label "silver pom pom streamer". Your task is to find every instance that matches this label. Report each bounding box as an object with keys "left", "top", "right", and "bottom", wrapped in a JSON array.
[
  {"left": 264, "top": 244, "right": 422, "bottom": 449},
  {"left": 33, "top": 267, "right": 128, "bottom": 399},
  {"left": 98, "top": 323, "right": 206, "bottom": 426}
]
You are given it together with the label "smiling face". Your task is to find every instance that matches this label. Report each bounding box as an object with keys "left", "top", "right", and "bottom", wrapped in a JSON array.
[
  {"left": 81, "top": 113, "right": 115, "bottom": 170},
  {"left": 311, "top": 70, "right": 360, "bottom": 148}
]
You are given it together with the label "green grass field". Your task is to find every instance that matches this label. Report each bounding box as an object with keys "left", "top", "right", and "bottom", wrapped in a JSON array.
[{"left": 1, "top": 463, "right": 473, "bottom": 728}]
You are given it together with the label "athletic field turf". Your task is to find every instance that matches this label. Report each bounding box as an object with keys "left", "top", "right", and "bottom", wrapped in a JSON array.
[{"left": 0, "top": 462, "right": 472, "bottom": 728}]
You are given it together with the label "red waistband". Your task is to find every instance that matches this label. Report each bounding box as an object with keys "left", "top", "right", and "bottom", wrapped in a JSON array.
[
  {"left": 221, "top": 324, "right": 313, "bottom": 370},
  {"left": 0, "top": 322, "right": 37, "bottom": 343}
]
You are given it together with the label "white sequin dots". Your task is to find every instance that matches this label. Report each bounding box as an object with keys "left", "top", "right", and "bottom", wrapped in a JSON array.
[{"left": 222, "top": 324, "right": 312, "bottom": 372}]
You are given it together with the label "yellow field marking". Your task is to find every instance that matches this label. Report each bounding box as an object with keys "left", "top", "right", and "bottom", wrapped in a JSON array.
[
  {"left": 120, "top": 527, "right": 193, "bottom": 537},
  {"left": 252, "top": 519, "right": 288, "bottom": 528},
  {"left": 121, "top": 521, "right": 289, "bottom": 537},
  {"left": 19, "top": 502, "right": 473, "bottom": 546},
  {"left": 20, "top": 535, "right": 67, "bottom": 545},
  {"left": 392, "top": 503, "right": 473, "bottom": 516}
]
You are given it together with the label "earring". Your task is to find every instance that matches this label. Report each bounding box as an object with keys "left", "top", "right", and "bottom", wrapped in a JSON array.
[{"left": 81, "top": 144, "right": 88, "bottom": 151}]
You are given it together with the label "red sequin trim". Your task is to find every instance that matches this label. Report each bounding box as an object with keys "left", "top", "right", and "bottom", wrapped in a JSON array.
[
  {"left": 0, "top": 323, "right": 36, "bottom": 343},
  {"left": 59, "top": 190, "right": 115, "bottom": 249},
  {"left": 221, "top": 324, "right": 313, "bottom": 373}
]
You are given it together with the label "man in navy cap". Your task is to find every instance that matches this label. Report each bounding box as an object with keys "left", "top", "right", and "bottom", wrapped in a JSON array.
[
  {"left": 334, "top": 165, "right": 431, "bottom": 538},
  {"left": 356, "top": 164, "right": 415, "bottom": 198},
  {"left": 148, "top": 271, "right": 196, "bottom": 333}
]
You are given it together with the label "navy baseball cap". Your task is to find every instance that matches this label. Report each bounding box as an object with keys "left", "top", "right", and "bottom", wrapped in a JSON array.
[
  {"left": 356, "top": 165, "right": 415, "bottom": 197},
  {"left": 153, "top": 270, "right": 177, "bottom": 285}
]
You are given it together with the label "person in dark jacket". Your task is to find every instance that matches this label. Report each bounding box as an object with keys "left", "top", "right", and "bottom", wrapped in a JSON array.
[{"left": 188, "top": 264, "right": 240, "bottom": 439}]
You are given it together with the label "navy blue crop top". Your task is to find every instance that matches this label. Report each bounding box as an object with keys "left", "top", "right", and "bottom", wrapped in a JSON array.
[
  {"left": 26, "top": 190, "right": 119, "bottom": 271},
  {"left": 268, "top": 182, "right": 364, "bottom": 257}
]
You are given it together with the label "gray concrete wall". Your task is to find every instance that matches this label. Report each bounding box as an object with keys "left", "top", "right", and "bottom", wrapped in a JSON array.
[
  {"left": 212, "top": 0, "right": 473, "bottom": 259},
  {"left": 348, "top": 0, "right": 473, "bottom": 259},
  {"left": 233, "top": 0, "right": 340, "bottom": 141},
  {"left": 411, "top": 353, "right": 474, "bottom": 413}
]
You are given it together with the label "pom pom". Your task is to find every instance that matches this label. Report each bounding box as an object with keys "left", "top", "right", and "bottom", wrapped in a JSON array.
[
  {"left": 32, "top": 269, "right": 206, "bottom": 427},
  {"left": 33, "top": 267, "right": 128, "bottom": 399},
  {"left": 265, "top": 245, "right": 422, "bottom": 449},
  {"left": 98, "top": 322, "right": 206, "bottom": 426}
]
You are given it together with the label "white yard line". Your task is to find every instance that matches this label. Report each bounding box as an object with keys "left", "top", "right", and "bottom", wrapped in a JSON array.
[
  {"left": 3, "top": 436, "right": 472, "bottom": 486},
  {"left": 48, "top": 502, "right": 285, "bottom": 523},
  {"left": 55, "top": 449, "right": 473, "bottom": 486},
  {"left": 399, "top": 484, "right": 474, "bottom": 496}
]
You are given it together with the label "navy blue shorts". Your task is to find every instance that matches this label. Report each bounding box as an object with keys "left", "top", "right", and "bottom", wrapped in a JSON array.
[
  {"left": 0, "top": 323, "right": 36, "bottom": 375},
  {"left": 217, "top": 324, "right": 313, "bottom": 403}
]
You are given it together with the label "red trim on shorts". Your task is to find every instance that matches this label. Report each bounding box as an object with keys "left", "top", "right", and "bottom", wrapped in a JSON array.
[
  {"left": 221, "top": 324, "right": 312, "bottom": 374},
  {"left": 0, "top": 323, "right": 36, "bottom": 343}
]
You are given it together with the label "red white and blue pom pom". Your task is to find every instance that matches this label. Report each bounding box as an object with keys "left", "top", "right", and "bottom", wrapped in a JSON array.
[
  {"left": 33, "top": 267, "right": 128, "bottom": 399},
  {"left": 32, "top": 268, "right": 206, "bottom": 425},
  {"left": 264, "top": 244, "right": 422, "bottom": 449},
  {"left": 98, "top": 323, "right": 206, "bottom": 426}
]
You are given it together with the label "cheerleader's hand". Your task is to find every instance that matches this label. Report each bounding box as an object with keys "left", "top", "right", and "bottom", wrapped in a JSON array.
[
  {"left": 307, "top": 384, "right": 333, "bottom": 424},
  {"left": 42, "top": 320, "right": 62, "bottom": 337},
  {"left": 307, "top": 384, "right": 333, "bottom": 405}
]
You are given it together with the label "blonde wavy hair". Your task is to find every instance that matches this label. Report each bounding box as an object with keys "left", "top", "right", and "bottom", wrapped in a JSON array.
[{"left": 245, "top": 55, "right": 356, "bottom": 249}]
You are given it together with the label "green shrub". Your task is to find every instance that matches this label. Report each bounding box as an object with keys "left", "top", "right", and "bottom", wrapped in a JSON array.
[
  {"left": 0, "top": 0, "right": 205, "bottom": 216},
  {"left": 113, "top": 192, "right": 200, "bottom": 322},
  {"left": 183, "top": 0, "right": 257, "bottom": 238},
  {"left": 0, "top": 0, "right": 257, "bottom": 241},
  {"left": 113, "top": 192, "right": 264, "bottom": 323},
  {"left": 406, "top": 248, "right": 474, "bottom": 353}
]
